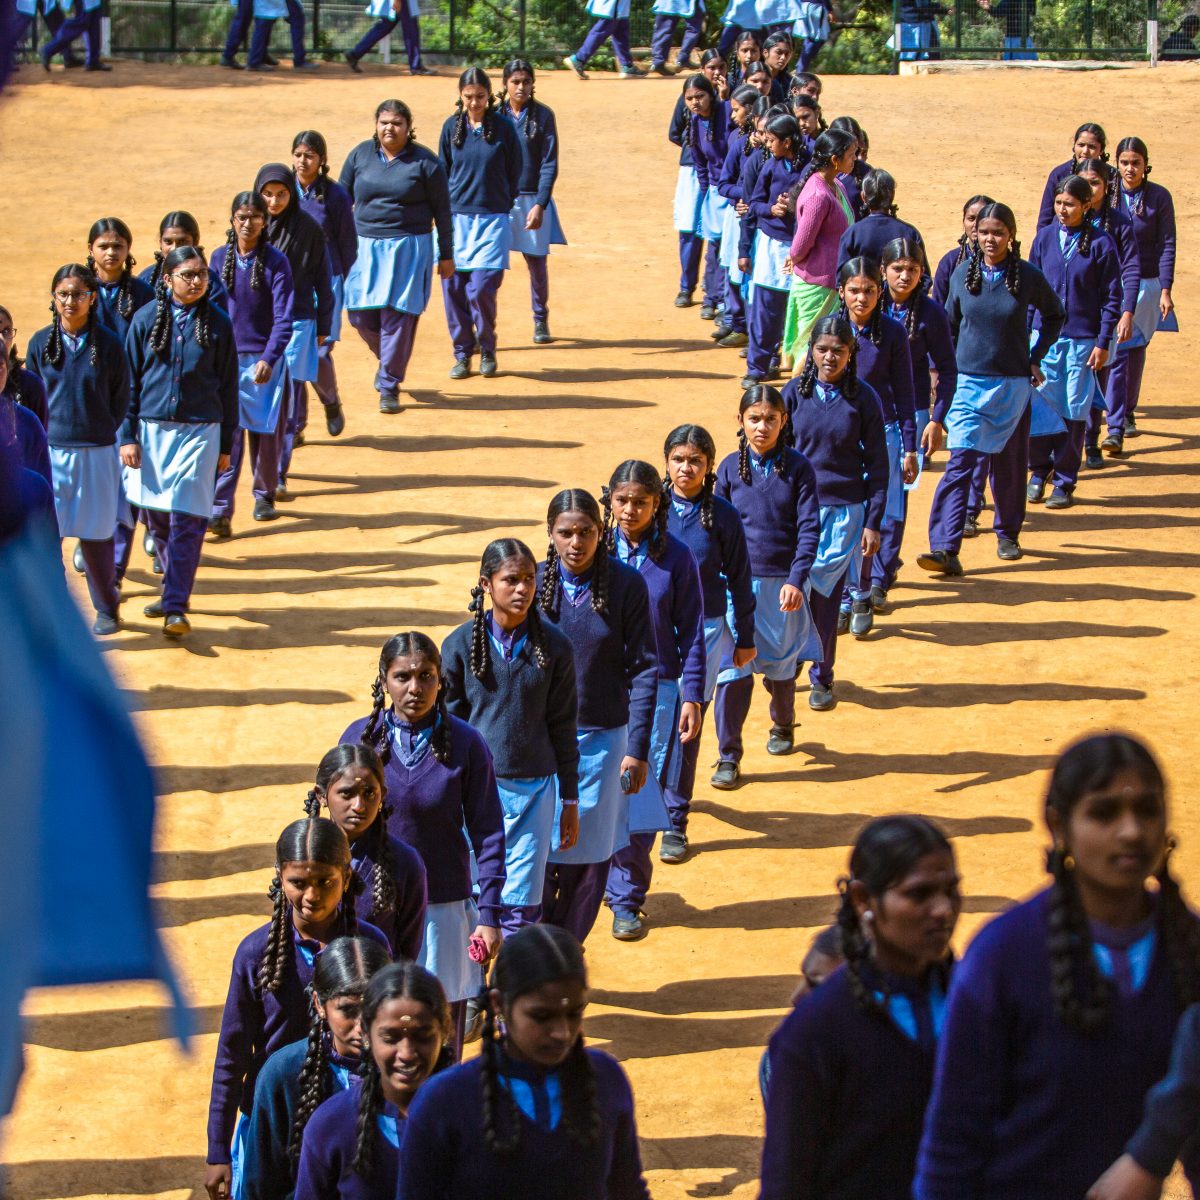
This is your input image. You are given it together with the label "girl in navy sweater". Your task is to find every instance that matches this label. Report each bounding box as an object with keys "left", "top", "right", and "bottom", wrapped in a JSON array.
[
  {"left": 345, "top": 631, "right": 505, "bottom": 1054},
  {"left": 138, "top": 212, "right": 230, "bottom": 313},
  {"left": 0, "top": 304, "right": 49, "bottom": 429},
  {"left": 713, "top": 384, "right": 819, "bottom": 779},
  {"left": 121, "top": 247, "right": 239, "bottom": 637},
  {"left": 662, "top": 425, "right": 756, "bottom": 845},
  {"left": 401, "top": 924, "right": 651, "bottom": 1200},
  {"left": 439, "top": 69, "right": 523, "bottom": 380},
  {"left": 241, "top": 936, "right": 390, "bottom": 1200},
  {"left": 304, "top": 744, "right": 428, "bottom": 963},
  {"left": 499, "top": 61, "right": 567, "bottom": 345},
  {"left": 760, "top": 815, "right": 961, "bottom": 1199},
  {"left": 296, "top": 962, "right": 453, "bottom": 1200},
  {"left": 538, "top": 489, "right": 658, "bottom": 942},
  {"left": 209, "top": 192, "right": 295, "bottom": 537},
  {"left": 602, "top": 459, "right": 706, "bottom": 941},
  {"left": 687, "top": 74, "right": 734, "bottom": 323},
  {"left": 916, "top": 733, "right": 1200, "bottom": 1200},
  {"left": 87, "top": 217, "right": 156, "bottom": 342},
  {"left": 26, "top": 263, "right": 130, "bottom": 636},
  {"left": 932, "top": 193, "right": 993, "bottom": 306},
  {"left": 206, "top": 819, "right": 389, "bottom": 1200},
  {"left": 713, "top": 84, "right": 763, "bottom": 347},
  {"left": 1035, "top": 121, "right": 1109, "bottom": 231},
  {"left": 443, "top": 538, "right": 580, "bottom": 933},
  {"left": 1027, "top": 176, "right": 1122, "bottom": 509},
  {"left": 837, "top": 169, "right": 926, "bottom": 269}
]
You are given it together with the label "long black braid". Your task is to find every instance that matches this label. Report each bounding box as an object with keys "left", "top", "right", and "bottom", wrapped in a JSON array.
[
  {"left": 602, "top": 460, "right": 670, "bottom": 564},
  {"left": 880, "top": 238, "right": 928, "bottom": 339},
  {"left": 86, "top": 217, "right": 136, "bottom": 319},
  {"left": 293, "top": 130, "right": 332, "bottom": 200},
  {"left": 736, "top": 384, "right": 789, "bottom": 483},
  {"left": 363, "top": 632, "right": 453, "bottom": 769},
  {"left": 149, "top": 246, "right": 215, "bottom": 355},
  {"left": 45, "top": 264, "right": 102, "bottom": 369},
  {"left": 453, "top": 67, "right": 498, "bottom": 148},
  {"left": 222, "top": 192, "right": 269, "bottom": 294},
  {"left": 964, "top": 203, "right": 1022, "bottom": 298},
  {"left": 837, "top": 256, "right": 885, "bottom": 347},
  {"left": 539, "top": 490, "right": 610, "bottom": 620},
  {"left": 797, "top": 316, "right": 860, "bottom": 401},
  {"left": 663, "top": 424, "right": 718, "bottom": 533},
  {"left": 468, "top": 539, "right": 549, "bottom": 680}
]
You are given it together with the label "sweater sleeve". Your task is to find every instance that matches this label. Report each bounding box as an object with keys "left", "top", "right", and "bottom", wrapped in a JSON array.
[
  {"left": 668, "top": 98, "right": 687, "bottom": 148},
  {"left": 120, "top": 322, "right": 145, "bottom": 445},
  {"left": 215, "top": 317, "right": 240, "bottom": 456},
  {"left": 337, "top": 145, "right": 358, "bottom": 196},
  {"left": 1125, "top": 1004, "right": 1200, "bottom": 1179},
  {"left": 888, "top": 326, "right": 918, "bottom": 453},
  {"left": 440, "top": 628, "right": 470, "bottom": 722},
  {"left": 312, "top": 243, "right": 335, "bottom": 341},
  {"left": 545, "top": 637, "right": 580, "bottom": 802},
  {"left": 392, "top": 841, "right": 429, "bottom": 962},
  {"left": 207, "top": 947, "right": 264, "bottom": 1164},
  {"left": 399, "top": 1078, "right": 459, "bottom": 1200},
  {"left": 1027, "top": 266, "right": 1065, "bottom": 366},
  {"left": 673, "top": 551, "right": 708, "bottom": 705},
  {"left": 535, "top": 109, "right": 559, "bottom": 209},
  {"left": 1095, "top": 246, "right": 1123, "bottom": 349},
  {"left": 1157, "top": 186, "right": 1176, "bottom": 288},
  {"left": 721, "top": 507, "right": 757, "bottom": 650},
  {"left": 503, "top": 120, "right": 523, "bottom": 207},
  {"left": 240, "top": 1053, "right": 294, "bottom": 1200},
  {"left": 622, "top": 574, "right": 660, "bottom": 762},
  {"left": 859, "top": 392, "right": 891, "bottom": 531},
  {"left": 333, "top": 187, "right": 359, "bottom": 274},
  {"left": 107, "top": 340, "right": 132, "bottom": 436},
  {"left": 1036, "top": 167, "right": 1059, "bottom": 232},
  {"left": 463, "top": 731, "right": 506, "bottom": 928},
  {"left": 1114, "top": 219, "right": 1141, "bottom": 314},
  {"left": 788, "top": 457, "right": 821, "bottom": 589},
  {"left": 426, "top": 157, "right": 454, "bottom": 263},
  {"left": 605, "top": 1063, "right": 653, "bottom": 1200},
  {"left": 264, "top": 257, "right": 295, "bottom": 367},
  {"left": 749, "top": 160, "right": 779, "bottom": 222},
  {"left": 924, "top": 300, "right": 958, "bottom": 411}
]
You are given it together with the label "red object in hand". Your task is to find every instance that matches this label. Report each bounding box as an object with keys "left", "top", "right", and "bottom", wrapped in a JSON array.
[{"left": 468, "top": 934, "right": 489, "bottom": 964}]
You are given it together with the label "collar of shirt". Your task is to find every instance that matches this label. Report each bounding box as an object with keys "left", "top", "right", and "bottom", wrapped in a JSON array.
[
  {"left": 670, "top": 491, "right": 700, "bottom": 520},
  {"left": 1058, "top": 224, "right": 1082, "bottom": 255},
  {"left": 749, "top": 447, "right": 780, "bottom": 475},
  {"left": 1121, "top": 185, "right": 1144, "bottom": 214},
  {"left": 61, "top": 329, "right": 87, "bottom": 352},
  {"left": 498, "top": 1047, "right": 563, "bottom": 1131},
  {"left": 172, "top": 302, "right": 195, "bottom": 329},
  {"left": 376, "top": 1101, "right": 404, "bottom": 1147},
  {"left": 560, "top": 564, "right": 594, "bottom": 604},
  {"left": 613, "top": 527, "right": 648, "bottom": 568},
  {"left": 981, "top": 263, "right": 1005, "bottom": 282},
  {"left": 386, "top": 708, "right": 438, "bottom": 767},
  {"left": 488, "top": 611, "right": 529, "bottom": 661},
  {"left": 469, "top": 121, "right": 485, "bottom": 138},
  {"left": 235, "top": 248, "right": 257, "bottom": 269},
  {"left": 814, "top": 380, "right": 841, "bottom": 404},
  {"left": 298, "top": 180, "right": 317, "bottom": 200}
]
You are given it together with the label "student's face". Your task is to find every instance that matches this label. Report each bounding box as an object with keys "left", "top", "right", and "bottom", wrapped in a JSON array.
[
  {"left": 260, "top": 182, "right": 291, "bottom": 218},
  {"left": 610, "top": 481, "right": 659, "bottom": 542},
  {"left": 505, "top": 70, "right": 534, "bottom": 106},
  {"left": 160, "top": 225, "right": 198, "bottom": 257},
  {"left": 884, "top": 257, "right": 921, "bottom": 301},
  {"left": 232, "top": 206, "right": 266, "bottom": 245},
  {"left": 52, "top": 276, "right": 95, "bottom": 328},
  {"left": 384, "top": 653, "right": 441, "bottom": 723},
  {"left": 166, "top": 260, "right": 209, "bottom": 307},
  {"left": 794, "top": 107, "right": 820, "bottom": 138},
  {"left": 747, "top": 71, "right": 771, "bottom": 96},
  {"left": 840, "top": 274, "right": 880, "bottom": 322},
  {"left": 377, "top": 110, "right": 410, "bottom": 152},
  {"left": 0, "top": 356, "right": 9, "bottom": 392},
  {"left": 368, "top": 997, "right": 445, "bottom": 1109},
  {"left": 1049, "top": 767, "right": 1167, "bottom": 902},
  {"left": 461, "top": 83, "right": 490, "bottom": 122},
  {"left": 702, "top": 57, "right": 726, "bottom": 85},
  {"left": 1079, "top": 172, "right": 1107, "bottom": 211},
  {"left": 764, "top": 131, "right": 790, "bottom": 160},
  {"left": 1072, "top": 130, "right": 1104, "bottom": 160},
  {"left": 737, "top": 40, "right": 759, "bottom": 64},
  {"left": 791, "top": 947, "right": 842, "bottom": 1004},
  {"left": 811, "top": 334, "right": 851, "bottom": 383},
  {"left": 493, "top": 977, "right": 588, "bottom": 1069},
  {"left": 739, "top": 401, "right": 786, "bottom": 455},
  {"left": 798, "top": 79, "right": 821, "bottom": 99},
  {"left": 730, "top": 98, "right": 747, "bottom": 128},
  {"left": 319, "top": 765, "right": 383, "bottom": 844},
  {"left": 684, "top": 86, "right": 710, "bottom": 117},
  {"left": 292, "top": 143, "right": 323, "bottom": 185},
  {"left": 279, "top": 859, "right": 347, "bottom": 928},
  {"left": 90, "top": 232, "right": 129, "bottom": 277},
  {"left": 750, "top": 118, "right": 768, "bottom": 148},
  {"left": 0, "top": 312, "right": 16, "bottom": 354},
  {"left": 666, "top": 443, "right": 711, "bottom": 499},
  {"left": 962, "top": 200, "right": 987, "bottom": 238},
  {"left": 1117, "top": 150, "right": 1147, "bottom": 190},
  {"left": 1053, "top": 191, "right": 1085, "bottom": 229},
  {"left": 976, "top": 215, "right": 1013, "bottom": 263},
  {"left": 765, "top": 43, "right": 791, "bottom": 70},
  {"left": 834, "top": 146, "right": 858, "bottom": 175},
  {"left": 483, "top": 555, "right": 536, "bottom": 620},
  {"left": 550, "top": 511, "right": 600, "bottom": 575},
  {"left": 316, "top": 992, "right": 366, "bottom": 1058}
]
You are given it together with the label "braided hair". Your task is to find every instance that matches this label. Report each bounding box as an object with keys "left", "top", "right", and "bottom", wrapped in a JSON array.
[
  {"left": 373, "top": 99, "right": 417, "bottom": 153},
  {"left": 1053, "top": 176, "right": 1097, "bottom": 256},
  {"left": 728, "top": 31, "right": 762, "bottom": 88},
  {"left": 292, "top": 130, "right": 332, "bottom": 199},
  {"left": 790, "top": 69, "right": 822, "bottom": 98},
  {"left": 45, "top": 264, "right": 100, "bottom": 369},
  {"left": 221, "top": 192, "right": 269, "bottom": 294},
  {"left": 289, "top": 935, "right": 390, "bottom": 1165},
  {"left": 539, "top": 489, "right": 609, "bottom": 620},
  {"left": 453, "top": 67, "right": 498, "bottom": 148},
  {"left": 1069, "top": 120, "right": 1110, "bottom": 168},
  {"left": 468, "top": 538, "right": 550, "bottom": 680},
  {"left": 146, "top": 211, "right": 203, "bottom": 292},
  {"left": 601, "top": 460, "right": 671, "bottom": 564},
  {"left": 953, "top": 193, "right": 995, "bottom": 267},
  {"left": 1074, "top": 157, "right": 1117, "bottom": 234},
  {"left": 480, "top": 925, "right": 599, "bottom": 1156},
  {"left": 742, "top": 95, "right": 773, "bottom": 156},
  {"left": 259, "top": 819, "right": 355, "bottom": 996},
  {"left": 797, "top": 315, "right": 860, "bottom": 401},
  {"left": 736, "top": 384, "right": 789, "bottom": 483},
  {"left": 880, "top": 238, "right": 928, "bottom": 339},
  {"left": 86, "top": 217, "right": 137, "bottom": 319},
  {"left": 355, "top": 963, "right": 454, "bottom": 1178},
  {"left": 808, "top": 127, "right": 857, "bottom": 176},
  {"left": 1044, "top": 733, "right": 1200, "bottom": 1034},
  {"left": 837, "top": 256, "right": 885, "bottom": 346},
  {"left": 500, "top": 60, "right": 543, "bottom": 140},
  {"left": 835, "top": 815, "right": 956, "bottom": 1016},
  {"left": 681, "top": 74, "right": 718, "bottom": 148},
  {"left": 741, "top": 60, "right": 771, "bottom": 95},
  {"left": 964, "top": 202, "right": 1021, "bottom": 298},
  {"left": 663, "top": 424, "right": 718, "bottom": 532},
  {"left": 149, "top": 246, "right": 214, "bottom": 355},
  {"left": 861, "top": 168, "right": 898, "bottom": 217},
  {"left": 362, "top": 632, "right": 453, "bottom": 768},
  {"left": 1115, "top": 136, "right": 1152, "bottom": 213}
]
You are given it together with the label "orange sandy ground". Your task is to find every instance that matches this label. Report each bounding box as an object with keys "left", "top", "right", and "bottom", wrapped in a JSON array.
[{"left": 1, "top": 58, "right": 1198, "bottom": 1200}]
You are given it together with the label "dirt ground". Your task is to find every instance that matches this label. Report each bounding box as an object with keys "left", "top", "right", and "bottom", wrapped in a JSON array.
[{"left": 1, "top": 58, "right": 1198, "bottom": 1200}]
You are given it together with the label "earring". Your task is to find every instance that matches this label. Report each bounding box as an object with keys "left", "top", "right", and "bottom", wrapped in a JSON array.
[{"left": 863, "top": 910, "right": 874, "bottom": 922}]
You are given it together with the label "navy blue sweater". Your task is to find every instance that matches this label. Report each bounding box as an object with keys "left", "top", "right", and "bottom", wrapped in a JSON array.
[
  {"left": 849, "top": 312, "right": 918, "bottom": 452},
  {"left": 94, "top": 274, "right": 156, "bottom": 342},
  {"left": 1125, "top": 1002, "right": 1200, "bottom": 1178},
  {"left": 1119, "top": 180, "right": 1176, "bottom": 285},
  {"left": 887, "top": 293, "right": 958, "bottom": 413},
  {"left": 500, "top": 101, "right": 560, "bottom": 208},
  {"left": 1028, "top": 223, "right": 1122, "bottom": 347},
  {"left": 536, "top": 559, "right": 658, "bottom": 761},
  {"left": 1036, "top": 158, "right": 1077, "bottom": 230},
  {"left": 932, "top": 245, "right": 969, "bottom": 307},
  {"left": 338, "top": 140, "right": 453, "bottom": 261},
  {"left": 438, "top": 113, "right": 523, "bottom": 216},
  {"left": 781, "top": 378, "right": 891, "bottom": 530},
  {"left": 716, "top": 127, "right": 752, "bottom": 204},
  {"left": 1089, "top": 204, "right": 1141, "bottom": 314},
  {"left": 666, "top": 491, "right": 756, "bottom": 649},
  {"left": 441, "top": 617, "right": 580, "bottom": 798},
  {"left": 121, "top": 300, "right": 239, "bottom": 454},
  {"left": 691, "top": 107, "right": 732, "bottom": 192},
  {"left": 295, "top": 1084, "right": 401, "bottom": 1200},
  {"left": 400, "top": 1048, "right": 651, "bottom": 1200},
  {"left": 714, "top": 447, "right": 820, "bottom": 588},
  {"left": 668, "top": 94, "right": 694, "bottom": 168},
  {"left": 749, "top": 155, "right": 804, "bottom": 243},
  {"left": 838, "top": 211, "right": 925, "bottom": 269},
  {"left": 298, "top": 177, "right": 359, "bottom": 279},
  {"left": 208, "top": 243, "right": 295, "bottom": 365},
  {"left": 26, "top": 321, "right": 130, "bottom": 449},
  {"left": 5, "top": 366, "right": 48, "bottom": 428},
  {"left": 270, "top": 209, "right": 335, "bottom": 336},
  {"left": 7, "top": 397, "right": 50, "bottom": 484},
  {"left": 738, "top": 151, "right": 769, "bottom": 258},
  {"left": 350, "top": 828, "right": 427, "bottom": 962}
]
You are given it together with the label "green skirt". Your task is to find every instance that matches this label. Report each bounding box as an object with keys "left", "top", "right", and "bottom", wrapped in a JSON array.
[{"left": 781, "top": 278, "right": 838, "bottom": 361}]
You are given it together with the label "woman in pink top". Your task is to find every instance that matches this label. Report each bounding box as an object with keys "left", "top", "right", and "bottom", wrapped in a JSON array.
[{"left": 782, "top": 128, "right": 859, "bottom": 366}]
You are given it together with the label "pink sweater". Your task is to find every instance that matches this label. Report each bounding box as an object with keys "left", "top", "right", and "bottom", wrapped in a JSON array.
[{"left": 789, "top": 174, "right": 853, "bottom": 288}]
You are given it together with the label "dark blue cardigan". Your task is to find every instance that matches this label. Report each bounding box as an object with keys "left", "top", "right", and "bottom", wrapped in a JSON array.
[
  {"left": 208, "top": 243, "right": 295, "bottom": 365},
  {"left": 350, "top": 829, "right": 428, "bottom": 962},
  {"left": 94, "top": 274, "right": 156, "bottom": 342},
  {"left": 1028, "top": 223, "right": 1122, "bottom": 347},
  {"left": 887, "top": 293, "right": 957, "bottom": 413},
  {"left": 838, "top": 211, "right": 926, "bottom": 269},
  {"left": 748, "top": 155, "right": 804, "bottom": 243},
  {"left": 438, "top": 113, "right": 523, "bottom": 216},
  {"left": 1119, "top": 180, "right": 1176, "bottom": 286},
  {"left": 850, "top": 311, "right": 918, "bottom": 452},
  {"left": 668, "top": 94, "right": 693, "bottom": 168},
  {"left": 26, "top": 321, "right": 130, "bottom": 448},
  {"left": 298, "top": 178, "right": 359, "bottom": 279},
  {"left": 500, "top": 101, "right": 560, "bottom": 208},
  {"left": 295, "top": 1083, "right": 401, "bottom": 1200}
]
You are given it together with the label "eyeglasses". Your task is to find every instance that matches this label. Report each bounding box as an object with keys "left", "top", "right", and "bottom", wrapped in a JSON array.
[
  {"left": 54, "top": 290, "right": 93, "bottom": 303},
  {"left": 233, "top": 214, "right": 265, "bottom": 226},
  {"left": 172, "top": 270, "right": 207, "bottom": 283}
]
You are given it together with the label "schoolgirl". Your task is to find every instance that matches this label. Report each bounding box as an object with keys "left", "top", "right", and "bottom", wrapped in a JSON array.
[
  {"left": 293, "top": 133, "right": 357, "bottom": 435},
  {"left": 761, "top": 30, "right": 795, "bottom": 102},
  {"left": 1027, "top": 175, "right": 1122, "bottom": 510},
  {"left": 761, "top": 815, "right": 961, "bottom": 1199},
  {"left": 205, "top": 818, "right": 389, "bottom": 1200},
  {"left": 688, "top": 74, "right": 734, "bottom": 323},
  {"left": 915, "top": 733, "right": 1200, "bottom": 1199},
  {"left": 564, "top": 0, "right": 643, "bottom": 78},
  {"left": 713, "top": 85, "right": 762, "bottom": 348},
  {"left": 918, "top": 202, "right": 1064, "bottom": 574},
  {"left": 499, "top": 61, "right": 568, "bottom": 345},
  {"left": 138, "top": 212, "right": 230, "bottom": 313},
  {"left": 650, "top": 0, "right": 706, "bottom": 75},
  {"left": 344, "top": 631, "right": 506, "bottom": 1053},
  {"left": 400, "top": 924, "right": 652, "bottom": 1200},
  {"left": 537, "top": 489, "right": 658, "bottom": 942},
  {"left": 662, "top": 425, "right": 756, "bottom": 851},
  {"left": 121, "top": 247, "right": 239, "bottom": 637},
  {"left": 442, "top": 538, "right": 580, "bottom": 932},
  {"left": 712, "top": 384, "right": 820, "bottom": 781},
  {"left": 339, "top": 99, "right": 453, "bottom": 415},
  {"left": 790, "top": 68, "right": 822, "bottom": 98},
  {"left": 438, "top": 69, "right": 523, "bottom": 380},
  {"left": 26, "top": 263, "right": 130, "bottom": 635},
  {"left": 0, "top": 304, "right": 48, "bottom": 427},
  {"left": 601, "top": 460, "right": 705, "bottom": 940},
  {"left": 304, "top": 744, "right": 429, "bottom": 962},
  {"left": 39, "top": 0, "right": 106, "bottom": 70},
  {"left": 86, "top": 218, "right": 156, "bottom": 342},
  {"left": 1035, "top": 121, "right": 1109, "bottom": 231},
  {"left": 240, "top": 936, "right": 390, "bottom": 1200},
  {"left": 931, "top": 194, "right": 993, "bottom": 306},
  {"left": 345, "top": 0, "right": 432, "bottom": 74},
  {"left": 295, "top": 963, "right": 453, "bottom": 1200},
  {"left": 837, "top": 170, "right": 925, "bottom": 268},
  {"left": 731, "top": 100, "right": 775, "bottom": 303},
  {"left": 790, "top": 92, "right": 824, "bottom": 152},
  {"left": 778, "top": 127, "right": 856, "bottom": 372},
  {"left": 826, "top": 116, "right": 871, "bottom": 216},
  {"left": 792, "top": 0, "right": 832, "bottom": 68},
  {"left": 726, "top": 30, "right": 763, "bottom": 87},
  {"left": 779, "top": 320, "right": 888, "bottom": 709},
  {"left": 740, "top": 58, "right": 774, "bottom": 95},
  {"left": 208, "top": 191, "right": 295, "bottom": 536},
  {"left": 0, "top": 355, "right": 51, "bottom": 491}
]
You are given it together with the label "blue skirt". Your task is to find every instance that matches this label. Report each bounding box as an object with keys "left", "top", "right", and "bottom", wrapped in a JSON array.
[
  {"left": 1030, "top": 389, "right": 1068, "bottom": 437},
  {"left": 673, "top": 166, "right": 703, "bottom": 236},
  {"left": 1038, "top": 336, "right": 1097, "bottom": 423},
  {"left": 237, "top": 353, "right": 289, "bottom": 435},
  {"left": 123, "top": 421, "right": 221, "bottom": 518},
  {"left": 810, "top": 503, "right": 865, "bottom": 598},
  {"left": 328, "top": 274, "right": 345, "bottom": 344},
  {"left": 627, "top": 679, "right": 678, "bottom": 836},
  {"left": 497, "top": 775, "right": 558, "bottom": 907},
  {"left": 586, "top": 0, "right": 631, "bottom": 17},
  {"left": 756, "top": 0, "right": 800, "bottom": 24},
  {"left": 550, "top": 725, "right": 629, "bottom": 865},
  {"left": 344, "top": 232, "right": 434, "bottom": 316},
  {"left": 452, "top": 212, "right": 512, "bottom": 272},
  {"left": 653, "top": 0, "right": 699, "bottom": 13},
  {"left": 719, "top": 202, "right": 745, "bottom": 279},
  {"left": 944, "top": 374, "right": 1033, "bottom": 454},
  {"left": 701, "top": 190, "right": 730, "bottom": 243},
  {"left": 49, "top": 444, "right": 121, "bottom": 540},
  {"left": 509, "top": 195, "right": 568, "bottom": 258},
  {"left": 284, "top": 318, "right": 319, "bottom": 385},
  {"left": 883, "top": 420, "right": 906, "bottom": 524},
  {"left": 1114, "top": 277, "right": 1163, "bottom": 352},
  {"left": 718, "top": 573, "right": 821, "bottom": 683},
  {"left": 793, "top": 0, "right": 829, "bottom": 37},
  {"left": 750, "top": 229, "right": 791, "bottom": 293},
  {"left": 721, "top": 0, "right": 759, "bottom": 24},
  {"left": 702, "top": 613, "right": 736, "bottom": 703},
  {"left": 419, "top": 899, "right": 480, "bottom": 1003}
]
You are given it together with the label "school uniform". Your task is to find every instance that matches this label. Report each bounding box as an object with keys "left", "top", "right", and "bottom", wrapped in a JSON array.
[
  {"left": 794, "top": 0, "right": 832, "bottom": 66},
  {"left": 897, "top": 0, "right": 942, "bottom": 59},
  {"left": 1035, "top": 158, "right": 1077, "bottom": 231},
  {"left": 4, "top": 364, "right": 48, "bottom": 429},
  {"left": 438, "top": 113, "right": 523, "bottom": 364},
  {"left": 400, "top": 1047, "right": 651, "bottom": 1200},
  {"left": 927, "top": 260, "right": 1064, "bottom": 556},
  {"left": 339, "top": 139, "right": 452, "bottom": 403},
  {"left": 348, "top": 0, "right": 424, "bottom": 71},
  {"left": 244, "top": 0, "right": 308, "bottom": 69},
  {"left": 838, "top": 210, "right": 926, "bottom": 269},
  {"left": 14, "top": 0, "right": 68, "bottom": 64},
  {"left": 121, "top": 300, "right": 238, "bottom": 615},
  {"left": 736, "top": 147, "right": 769, "bottom": 269},
  {"left": 994, "top": 0, "right": 1036, "bottom": 58},
  {"left": 1027, "top": 222, "right": 1121, "bottom": 496},
  {"left": 713, "top": 446, "right": 820, "bottom": 753},
  {"left": 760, "top": 961, "right": 950, "bottom": 1199},
  {"left": 208, "top": 242, "right": 295, "bottom": 519},
  {"left": 26, "top": 320, "right": 130, "bottom": 620},
  {"left": 604, "top": 531, "right": 705, "bottom": 920},
  {"left": 692, "top": 106, "right": 733, "bottom": 311},
  {"left": 139, "top": 261, "right": 231, "bottom": 311},
  {"left": 651, "top": 0, "right": 705, "bottom": 69},
  {"left": 931, "top": 244, "right": 969, "bottom": 307},
  {"left": 349, "top": 827, "right": 428, "bottom": 962},
  {"left": 716, "top": 127, "right": 754, "bottom": 334},
  {"left": 295, "top": 1083, "right": 401, "bottom": 1200},
  {"left": 573, "top": 0, "right": 635, "bottom": 70},
  {"left": 3, "top": 396, "right": 51, "bottom": 488},
  {"left": 93, "top": 275, "right": 156, "bottom": 344},
  {"left": 39, "top": 0, "right": 101, "bottom": 68},
  {"left": 915, "top": 889, "right": 1200, "bottom": 1199},
  {"left": 441, "top": 614, "right": 579, "bottom": 932},
  {"left": 669, "top": 97, "right": 722, "bottom": 307},
  {"left": 537, "top": 558, "right": 658, "bottom": 943}
]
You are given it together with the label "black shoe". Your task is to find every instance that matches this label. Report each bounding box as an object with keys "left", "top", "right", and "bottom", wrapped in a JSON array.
[
  {"left": 450, "top": 359, "right": 470, "bottom": 380},
  {"left": 85, "top": 61, "right": 112, "bottom": 71},
  {"left": 409, "top": 64, "right": 435, "bottom": 75},
  {"left": 837, "top": 608, "right": 850, "bottom": 635},
  {"left": 870, "top": 585, "right": 888, "bottom": 613},
  {"left": 917, "top": 550, "right": 964, "bottom": 576},
  {"left": 612, "top": 912, "right": 645, "bottom": 940},
  {"left": 961, "top": 511, "right": 980, "bottom": 539},
  {"left": 92, "top": 612, "right": 121, "bottom": 636},
  {"left": 1101, "top": 433, "right": 1123, "bottom": 457},
  {"left": 1124, "top": 414, "right": 1140, "bottom": 438},
  {"left": 674, "top": 289, "right": 694, "bottom": 308},
  {"left": 63, "top": 54, "right": 84, "bottom": 67},
  {"left": 293, "top": 59, "right": 320, "bottom": 70},
  {"left": 651, "top": 61, "right": 673, "bottom": 76},
  {"left": 699, "top": 301, "right": 718, "bottom": 320},
  {"left": 379, "top": 392, "right": 402, "bottom": 414},
  {"left": 1044, "top": 487, "right": 1072, "bottom": 510},
  {"left": 533, "top": 320, "right": 553, "bottom": 344},
  {"left": 152, "top": 553, "right": 164, "bottom": 575},
  {"left": 248, "top": 62, "right": 276, "bottom": 72},
  {"left": 345, "top": 51, "right": 362, "bottom": 73},
  {"left": 264, "top": 52, "right": 279, "bottom": 65},
  {"left": 39, "top": 49, "right": 51, "bottom": 71},
  {"left": 480, "top": 354, "right": 498, "bottom": 378},
  {"left": 144, "top": 599, "right": 165, "bottom": 617},
  {"left": 766, "top": 725, "right": 794, "bottom": 755},
  {"left": 659, "top": 831, "right": 689, "bottom": 863},
  {"left": 710, "top": 759, "right": 740, "bottom": 789},
  {"left": 295, "top": 430, "right": 305, "bottom": 448},
  {"left": 710, "top": 323, "right": 731, "bottom": 340},
  {"left": 996, "top": 537, "right": 1022, "bottom": 561},
  {"left": 253, "top": 497, "right": 279, "bottom": 522},
  {"left": 809, "top": 682, "right": 835, "bottom": 711},
  {"left": 220, "top": 56, "right": 243, "bottom": 69},
  {"left": 72, "top": 542, "right": 85, "bottom": 573},
  {"left": 208, "top": 516, "right": 232, "bottom": 539},
  {"left": 325, "top": 402, "right": 345, "bottom": 436},
  {"left": 1026, "top": 478, "right": 1047, "bottom": 504},
  {"left": 163, "top": 612, "right": 191, "bottom": 637},
  {"left": 850, "top": 599, "right": 873, "bottom": 639},
  {"left": 718, "top": 330, "right": 749, "bottom": 348},
  {"left": 619, "top": 63, "right": 648, "bottom": 77},
  {"left": 1084, "top": 446, "right": 1105, "bottom": 470},
  {"left": 739, "top": 374, "right": 762, "bottom": 390}
]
